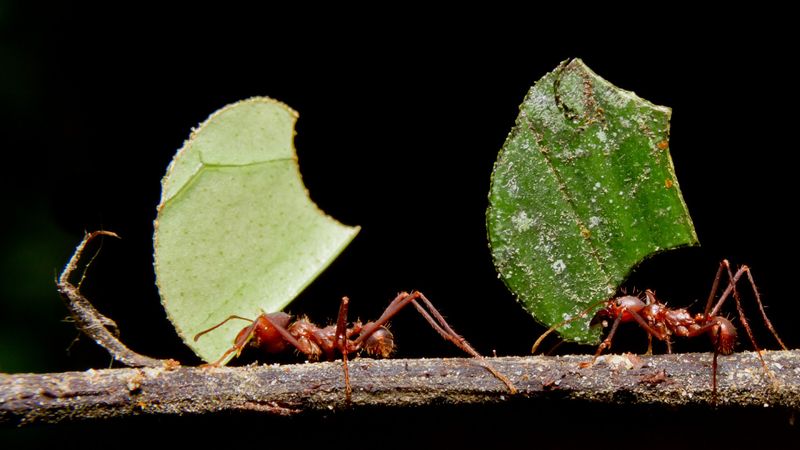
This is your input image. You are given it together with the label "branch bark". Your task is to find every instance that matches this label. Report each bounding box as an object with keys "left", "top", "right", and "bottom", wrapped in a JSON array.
[
  {"left": 15, "top": 232, "right": 793, "bottom": 426},
  {"left": 3, "top": 350, "right": 800, "bottom": 425}
]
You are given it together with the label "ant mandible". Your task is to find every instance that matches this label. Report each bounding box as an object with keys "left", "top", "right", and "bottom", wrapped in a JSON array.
[
  {"left": 535, "top": 260, "right": 787, "bottom": 400},
  {"left": 195, "top": 291, "right": 517, "bottom": 401}
]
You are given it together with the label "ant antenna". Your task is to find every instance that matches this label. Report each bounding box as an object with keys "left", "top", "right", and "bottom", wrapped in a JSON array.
[{"left": 194, "top": 315, "right": 255, "bottom": 342}]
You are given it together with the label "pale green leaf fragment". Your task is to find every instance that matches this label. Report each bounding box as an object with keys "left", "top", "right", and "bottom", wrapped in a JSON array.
[{"left": 155, "top": 97, "right": 360, "bottom": 363}]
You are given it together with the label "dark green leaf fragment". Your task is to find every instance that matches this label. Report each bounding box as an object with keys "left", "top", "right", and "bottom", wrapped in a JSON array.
[{"left": 487, "top": 59, "right": 697, "bottom": 343}]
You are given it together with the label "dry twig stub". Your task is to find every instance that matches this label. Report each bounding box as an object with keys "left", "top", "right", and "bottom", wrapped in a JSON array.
[{"left": 56, "top": 231, "right": 177, "bottom": 369}]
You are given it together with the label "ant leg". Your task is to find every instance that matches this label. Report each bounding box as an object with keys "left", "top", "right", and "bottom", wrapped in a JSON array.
[
  {"left": 256, "top": 313, "right": 313, "bottom": 355},
  {"left": 544, "top": 340, "right": 566, "bottom": 356},
  {"left": 202, "top": 318, "right": 259, "bottom": 367},
  {"left": 703, "top": 260, "right": 726, "bottom": 317},
  {"left": 743, "top": 267, "right": 787, "bottom": 350},
  {"left": 531, "top": 298, "right": 611, "bottom": 354},
  {"left": 706, "top": 259, "right": 786, "bottom": 350},
  {"left": 685, "top": 321, "right": 727, "bottom": 401},
  {"left": 723, "top": 264, "right": 783, "bottom": 386},
  {"left": 615, "top": 308, "right": 671, "bottom": 353},
  {"left": 199, "top": 313, "right": 311, "bottom": 367},
  {"left": 578, "top": 310, "right": 626, "bottom": 369},
  {"left": 712, "top": 350, "right": 719, "bottom": 403},
  {"left": 726, "top": 264, "right": 764, "bottom": 355},
  {"left": 206, "top": 343, "right": 246, "bottom": 367},
  {"left": 367, "top": 292, "right": 476, "bottom": 354},
  {"left": 707, "top": 262, "right": 782, "bottom": 374},
  {"left": 352, "top": 292, "right": 430, "bottom": 347},
  {"left": 354, "top": 292, "right": 517, "bottom": 394},
  {"left": 412, "top": 292, "right": 517, "bottom": 394},
  {"left": 709, "top": 260, "right": 742, "bottom": 317},
  {"left": 413, "top": 292, "right": 480, "bottom": 356},
  {"left": 368, "top": 291, "right": 486, "bottom": 359},
  {"left": 333, "top": 297, "right": 352, "bottom": 402},
  {"left": 701, "top": 267, "right": 734, "bottom": 401},
  {"left": 354, "top": 292, "right": 417, "bottom": 340},
  {"left": 627, "top": 309, "right": 672, "bottom": 353},
  {"left": 593, "top": 310, "right": 624, "bottom": 359},
  {"left": 584, "top": 308, "right": 670, "bottom": 368}
]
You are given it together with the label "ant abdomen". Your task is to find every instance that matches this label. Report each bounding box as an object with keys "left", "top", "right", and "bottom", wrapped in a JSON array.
[
  {"left": 362, "top": 324, "right": 394, "bottom": 358},
  {"left": 710, "top": 316, "right": 736, "bottom": 355}
]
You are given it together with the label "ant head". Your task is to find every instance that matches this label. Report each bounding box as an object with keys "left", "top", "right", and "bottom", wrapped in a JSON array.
[
  {"left": 616, "top": 295, "right": 646, "bottom": 312},
  {"left": 589, "top": 309, "right": 611, "bottom": 328},
  {"left": 265, "top": 312, "right": 293, "bottom": 329},
  {"left": 362, "top": 324, "right": 395, "bottom": 358},
  {"left": 590, "top": 295, "right": 645, "bottom": 328}
]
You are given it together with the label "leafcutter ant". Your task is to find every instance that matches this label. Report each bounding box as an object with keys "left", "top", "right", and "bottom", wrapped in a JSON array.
[
  {"left": 533, "top": 260, "right": 787, "bottom": 401},
  {"left": 195, "top": 291, "right": 517, "bottom": 401}
]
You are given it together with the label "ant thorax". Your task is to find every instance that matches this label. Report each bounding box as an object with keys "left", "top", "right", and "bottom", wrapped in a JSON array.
[{"left": 287, "top": 318, "right": 324, "bottom": 359}]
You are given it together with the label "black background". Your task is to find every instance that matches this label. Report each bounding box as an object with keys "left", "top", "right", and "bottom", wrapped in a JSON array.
[{"left": 2, "top": 4, "right": 799, "bottom": 447}]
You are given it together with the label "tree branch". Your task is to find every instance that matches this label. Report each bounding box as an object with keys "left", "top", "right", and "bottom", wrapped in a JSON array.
[
  {"left": 23, "top": 232, "right": 795, "bottom": 427},
  {"left": 3, "top": 350, "right": 800, "bottom": 425}
]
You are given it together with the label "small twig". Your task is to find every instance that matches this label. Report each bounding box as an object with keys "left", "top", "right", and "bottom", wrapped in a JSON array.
[
  {"left": 2, "top": 351, "right": 800, "bottom": 425},
  {"left": 56, "top": 231, "right": 177, "bottom": 369}
]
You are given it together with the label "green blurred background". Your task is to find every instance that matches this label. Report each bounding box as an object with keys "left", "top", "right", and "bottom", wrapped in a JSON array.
[{"left": 2, "top": 3, "right": 799, "bottom": 445}]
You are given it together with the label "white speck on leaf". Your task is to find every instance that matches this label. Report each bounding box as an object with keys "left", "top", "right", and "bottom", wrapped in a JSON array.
[
  {"left": 588, "top": 216, "right": 601, "bottom": 228},
  {"left": 512, "top": 210, "right": 534, "bottom": 232},
  {"left": 505, "top": 177, "right": 519, "bottom": 196},
  {"left": 552, "top": 259, "right": 566, "bottom": 274}
]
